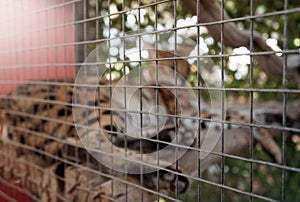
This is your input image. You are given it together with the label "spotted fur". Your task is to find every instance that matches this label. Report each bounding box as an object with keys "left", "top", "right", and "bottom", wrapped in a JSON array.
[{"left": 0, "top": 51, "right": 296, "bottom": 195}]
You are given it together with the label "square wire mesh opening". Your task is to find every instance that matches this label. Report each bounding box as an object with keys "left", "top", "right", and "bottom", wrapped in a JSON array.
[{"left": 0, "top": 0, "right": 299, "bottom": 201}]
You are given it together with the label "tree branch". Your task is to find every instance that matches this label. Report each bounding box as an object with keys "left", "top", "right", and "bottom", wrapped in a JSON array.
[{"left": 181, "top": 0, "right": 300, "bottom": 78}]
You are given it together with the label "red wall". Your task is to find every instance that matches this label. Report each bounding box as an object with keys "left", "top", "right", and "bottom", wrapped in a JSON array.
[{"left": 0, "top": 0, "right": 75, "bottom": 95}]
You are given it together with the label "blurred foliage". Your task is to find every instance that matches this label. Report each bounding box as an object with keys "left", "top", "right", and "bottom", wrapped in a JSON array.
[
  {"left": 224, "top": 0, "right": 300, "bottom": 49},
  {"left": 88, "top": 0, "right": 299, "bottom": 101},
  {"left": 179, "top": 136, "right": 300, "bottom": 202},
  {"left": 86, "top": 0, "right": 300, "bottom": 201}
]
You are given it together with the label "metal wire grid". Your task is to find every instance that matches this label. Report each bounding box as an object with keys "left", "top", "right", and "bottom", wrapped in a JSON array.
[{"left": 0, "top": 0, "right": 299, "bottom": 201}]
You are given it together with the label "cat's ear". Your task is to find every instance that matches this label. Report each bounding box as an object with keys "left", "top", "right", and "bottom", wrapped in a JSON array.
[
  {"left": 142, "top": 40, "right": 194, "bottom": 80},
  {"left": 145, "top": 49, "right": 191, "bottom": 80}
]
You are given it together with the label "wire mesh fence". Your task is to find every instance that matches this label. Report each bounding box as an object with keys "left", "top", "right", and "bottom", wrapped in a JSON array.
[{"left": 0, "top": 0, "right": 299, "bottom": 201}]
